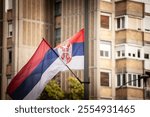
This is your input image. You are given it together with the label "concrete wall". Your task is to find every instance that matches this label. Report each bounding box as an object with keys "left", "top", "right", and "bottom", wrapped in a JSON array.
[
  {"left": 116, "top": 29, "right": 143, "bottom": 45},
  {"left": 115, "top": 0, "right": 144, "bottom": 17},
  {"left": 116, "top": 59, "right": 143, "bottom": 73}
]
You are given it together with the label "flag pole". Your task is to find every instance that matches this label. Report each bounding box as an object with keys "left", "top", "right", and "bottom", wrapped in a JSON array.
[{"left": 84, "top": 0, "right": 89, "bottom": 100}]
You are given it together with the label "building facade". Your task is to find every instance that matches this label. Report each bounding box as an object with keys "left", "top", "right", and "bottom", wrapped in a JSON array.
[{"left": 0, "top": 0, "right": 150, "bottom": 100}]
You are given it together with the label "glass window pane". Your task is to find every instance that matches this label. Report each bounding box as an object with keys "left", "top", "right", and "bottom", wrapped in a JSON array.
[
  {"left": 122, "top": 17, "right": 125, "bottom": 28},
  {"left": 144, "top": 53, "right": 149, "bottom": 59},
  {"left": 122, "top": 50, "right": 125, "bottom": 56},
  {"left": 133, "top": 75, "right": 136, "bottom": 86},
  {"left": 128, "top": 74, "right": 132, "bottom": 86},
  {"left": 117, "top": 74, "right": 121, "bottom": 86},
  {"left": 55, "top": 2, "right": 61, "bottom": 16},
  {"left": 101, "top": 72, "right": 109, "bottom": 86},
  {"left": 138, "top": 75, "right": 141, "bottom": 87},
  {"left": 117, "top": 18, "right": 120, "bottom": 29},
  {"left": 105, "top": 51, "right": 109, "bottom": 57},
  {"left": 122, "top": 74, "right": 126, "bottom": 86},
  {"left": 117, "top": 51, "right": 120, "bottom": 57},
  {"left": 100, "top": 50, "right": 104, "bottom": 56}
]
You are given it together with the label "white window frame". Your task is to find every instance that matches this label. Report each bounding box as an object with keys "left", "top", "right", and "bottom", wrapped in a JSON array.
[
  {"left": 116, "top": 73, "right": 143, "bottom": 88},
  {"left": 116, "top": 15, "right": 127, "bottom": 30},
  {"left": 100, "top": 13, "right": 112, "bottom": 30},
  {"left": 100, "top": 70, "right": 112, "bottom": 87},
  {"left": 102, "top": 0, "right": 112, "bottom": 2},
  {"left": 100, "top": 41, "right": 111, "bottom": 59}
]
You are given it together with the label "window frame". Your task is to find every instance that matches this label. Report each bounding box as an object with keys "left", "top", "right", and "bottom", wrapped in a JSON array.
[
  {"left": 116, "top": 16, "right": 126, "bottom": 30},
  {"left": 8, "top": 22, "right": 13, "bottom": 37},
  {"left": 116, "top": 73, "right": 143, "bottom": 88},
  {"left": 100, "top": 70, "right": 111, "bottom": 87},
  {"left": 100, "top": 40, "right": 111, "bottom": 59}
]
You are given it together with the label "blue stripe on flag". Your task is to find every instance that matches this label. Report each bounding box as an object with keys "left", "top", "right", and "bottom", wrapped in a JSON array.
[
  {"left": 11, "top": 42, "right": 84, "bottom": 100},
  {"left": 72, "top": 42, "right": 84, "bottom": 56},
  {"left": 11, "top": 49, "right": 58, "bottom": 100}
]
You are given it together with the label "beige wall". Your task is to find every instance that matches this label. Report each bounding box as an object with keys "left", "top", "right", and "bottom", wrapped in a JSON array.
[
  {"left": 116, "top": 29, "right": 143, "bottom": 45},
  {"left": 116, "top": 59, "right": 143, "bottom": 73},
  {"left": 14, "top": 0, "right": 55, "bottom": 71},
  {"left": 116, "top": 87, "right": 143, "bottom": 100},
  {"left": 115, "top": 0, "right": 144, "bottom": 17}
]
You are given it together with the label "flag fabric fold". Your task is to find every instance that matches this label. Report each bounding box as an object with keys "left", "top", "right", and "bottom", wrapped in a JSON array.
[{"left": 7, "top": 29, "right": 84, "bottom": 100}]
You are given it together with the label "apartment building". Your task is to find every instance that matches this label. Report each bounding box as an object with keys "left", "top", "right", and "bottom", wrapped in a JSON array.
[{"left": 0, "top": 0, "right": 150, "bottom": 100}]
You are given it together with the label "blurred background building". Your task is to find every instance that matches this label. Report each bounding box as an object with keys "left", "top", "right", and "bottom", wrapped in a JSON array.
[{"left": 0, "top": 0, "right": 150, "bottom": 100}]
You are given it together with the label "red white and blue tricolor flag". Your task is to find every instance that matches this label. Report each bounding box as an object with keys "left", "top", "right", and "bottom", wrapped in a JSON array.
[{"left": 7, "top": 29, "right": 84, "bottom": 100}]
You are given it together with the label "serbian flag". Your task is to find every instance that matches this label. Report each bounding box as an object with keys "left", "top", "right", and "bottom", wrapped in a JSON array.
[{"left": 7, "top": 29, "right": 84, "bottom": 100}]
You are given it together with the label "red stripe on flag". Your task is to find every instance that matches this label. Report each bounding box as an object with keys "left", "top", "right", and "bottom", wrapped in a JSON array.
[
  {"left": 7, "top": 39, "right": 50, "bottom": 95},
  {"left": 69, "top": 29, "right": 84, "bottom": 43}
]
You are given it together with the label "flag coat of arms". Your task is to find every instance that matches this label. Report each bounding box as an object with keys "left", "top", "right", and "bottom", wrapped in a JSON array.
[{"left": 7, "top": 29, "right": 84, "bottom": 100}]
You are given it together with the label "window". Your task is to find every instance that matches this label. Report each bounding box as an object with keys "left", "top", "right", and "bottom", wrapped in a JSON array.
[
  {"left": 122, "top": 50, "right": 125, "bottom": 57},
  {"left": 8, "top": 22, "right": 13, "bottom": 37},
  {"left": 144, "top": 53, "right": 149, "bottom": 59},
  {"left": 8, "top": 50, "right": 12, "bottom": 64},
  {"left": 55, "top": 28, "right": 61, "bottom": 45},
  {"left": 55, "top": 1, "right": 61, "bottom": 16},
  {"left": 128, "top": 53, "right": 131, "bottom": 56},
  {"left": 100, "top": 41, "right": 111, "bottom": 58},
  {"left": 117, "top": 17, "right": 125, "bottom": 29},
  {"left": 137, "top": 49, "right": 140, "bottom": 58},
  {"left": 128, "top": 74, "right": 132, "bottom": 86},
  {"left": 117, "top": 51, "right": 120, "bottom": 57},
  {"left": 117, "top": 74, "right": 121, "bottom": 86},
  {"left": 133, "top": 75, "right": 136, "bottom": 86},
  {"left": 101, "top": 13, "right": 111, "bottom": 30},
  {"left": 138, "top": 75, "right": 141, "bottom": 87},
  {"left": 100, "top": 72, "right": 110, "bottom": 87},
  {"left": 122, "top": 74, "right": 126, "bottom": 85},
  {"left": 117, "top": 73, "right": 142, "bottom": 88},
  {"left": 116, "top": 50, "right": 125, "bottom": 58}
]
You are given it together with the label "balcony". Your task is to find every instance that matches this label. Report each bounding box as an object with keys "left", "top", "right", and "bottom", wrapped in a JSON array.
[
  {"left": 116, "top": 87, "right": 143, "bottom": 100},
  {"left": 6, "top": 64, "right": 12, "bottom": 75},
  {"left": 116, "top": 29, "right": 143, "bottom": 45},
  {"left": 116, "top": 58, "right": 143, "bottom": 74},
  {"left": 7, "top": 9, "right": 13, "bottom": 21},
  {"left": 115, "top": 0, "right": 144, "bottom": 17}
]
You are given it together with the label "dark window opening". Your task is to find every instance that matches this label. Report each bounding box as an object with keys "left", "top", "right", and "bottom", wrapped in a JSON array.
[
  {"left": 8, "top": 50, "right": 12, "bottom": 64},
  {"left": 138, "top": 50, "right": 140, "bottom": 58},
  {"left": 55, "top": 1, "right": 62, "bottom": 16},
  {"left": 122, "top": 74, "right": 126, "bottom": 86},
  {"left": 144, "top": 53, "right": 149, "bottom": 59},
  {"left": 117, "top": 74, "right": 121, "bottom": 86}
]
